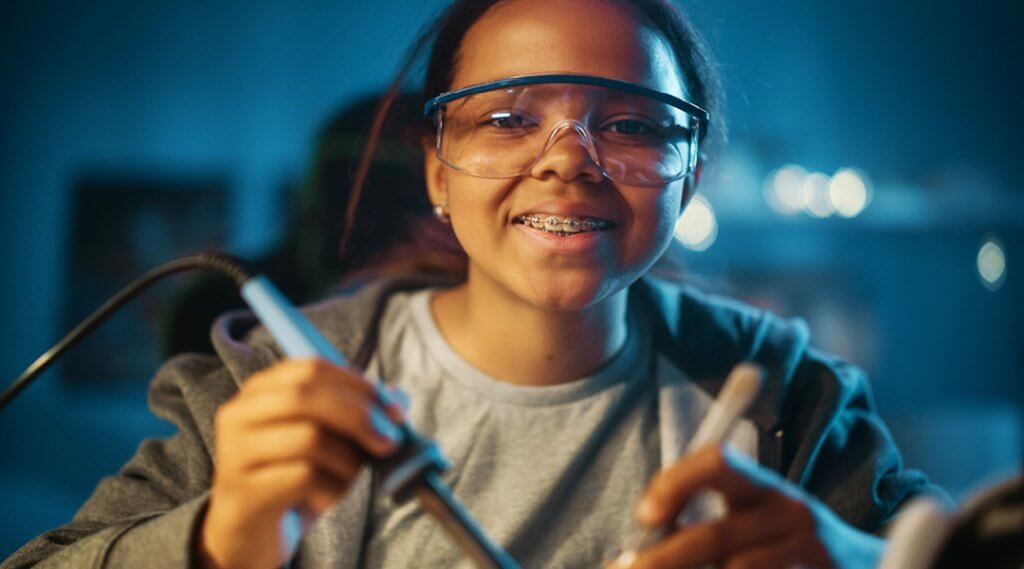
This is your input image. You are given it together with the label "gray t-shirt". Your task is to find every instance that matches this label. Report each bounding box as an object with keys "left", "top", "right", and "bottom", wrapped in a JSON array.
[{"left": 361, "top": 288, "right": 660, "bottom": 569}]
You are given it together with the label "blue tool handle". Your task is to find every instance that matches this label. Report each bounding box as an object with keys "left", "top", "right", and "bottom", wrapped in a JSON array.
[
  {"left": 241, "top": 276, "right": 348, "bottom": 366},
  {"left": 239, "top": 275, "right": 515, "bottom": 569},
  {"left": 240, "top": 276, "right": 354, "bottom": 557}
]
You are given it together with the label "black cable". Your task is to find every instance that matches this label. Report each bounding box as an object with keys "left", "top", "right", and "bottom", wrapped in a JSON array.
[{"left": 0, "top": 251, "right": 253, "bottom": 413}]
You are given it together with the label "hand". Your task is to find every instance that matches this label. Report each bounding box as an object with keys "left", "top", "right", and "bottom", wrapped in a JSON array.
[
  {"left": 197, "top": 358, "right": 407, "bottom": 569},
  {"left": 616, "top": 446, "right": 885, "bottom": 569}
]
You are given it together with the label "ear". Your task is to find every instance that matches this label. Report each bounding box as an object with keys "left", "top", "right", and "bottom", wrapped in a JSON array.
[
  {"left": 679, "top": 162, "right": 703, "bottom": 214},
  {"left": 422, "top": 137, "right": 448, "bottom": 207}
]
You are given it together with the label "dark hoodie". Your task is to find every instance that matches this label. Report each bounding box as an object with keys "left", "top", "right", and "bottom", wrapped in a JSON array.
[{"left": 1, "top": 274, "right": 945, "bottom": 568}]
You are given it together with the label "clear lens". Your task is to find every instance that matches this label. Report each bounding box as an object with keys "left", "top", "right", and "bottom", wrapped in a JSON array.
[{"left": 436, "top": 83, "right": 698, "bottom": 186}]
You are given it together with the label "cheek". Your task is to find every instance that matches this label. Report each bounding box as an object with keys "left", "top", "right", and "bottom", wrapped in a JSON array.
[
  {"left": 446, "top": 176, "right": 514, "bottom": 250},
  {"left": 622, "top": 183, "right": 684, "bottom": 261}
]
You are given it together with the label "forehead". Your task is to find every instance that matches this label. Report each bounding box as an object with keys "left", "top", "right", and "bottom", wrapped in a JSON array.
[{"left": 454, "top": 0, "right": 689, "bottom": 100}]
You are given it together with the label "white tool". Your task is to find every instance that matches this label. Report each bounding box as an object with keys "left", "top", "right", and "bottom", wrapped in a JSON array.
[{"left": 610, "top": 362, "right": 763, "bottom": 567}]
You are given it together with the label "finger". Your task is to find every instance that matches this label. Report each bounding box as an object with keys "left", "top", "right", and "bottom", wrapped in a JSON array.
[
  {"left": 377, "top": 385, "right": 408, "bottom": 424},
  {"left": 246, "top": 358, "right": 406, "bottom": 420},
  {"left": 226, "top": 385, "right": 403, "bottom": 457},
  {"left": 383, "top": 386, "right": 411, "bottom": 415},
  {"left": 239, "top": 459, "right": 351, "bottom": 517},
  {"left": 361, "top": 368, "right": 410, "bottom": 422},
  {"left": 637, "top": 446, "right": 766, "bottom": 526},
  {"left": 722, "top": 534, "right": 826, "bottom": 569},
  {"left": 233, "top": 422, "right": 365, "bottom": 482},
  {"left": 627, "top": 499, "right": 792, "bottom": 569},
  {"left": 245, "top": 358, "right": 371, "bottom": 395}
]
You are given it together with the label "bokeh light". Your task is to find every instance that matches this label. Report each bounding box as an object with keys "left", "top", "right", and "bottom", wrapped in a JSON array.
[
  {"left": 829, "top": 168, "right": 872, "bottom": 217},
  {"left": 764, "top": 164, "right": 807, "bottom": 215},
  {"left": 675, "top": 193, "right": 718, "bottom": 251},
  {"left": 977, "top": 237, "right": 1007, "bottom": 291},
  {"left": 801, "top": 172, "right": 835, "bottom": 218},
  {"left": 764, "top": 164, "right": 874, "bottom": 219}
]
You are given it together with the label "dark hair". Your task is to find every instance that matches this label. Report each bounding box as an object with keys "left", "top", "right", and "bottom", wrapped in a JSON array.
[
  {"left": 161, "top": 93, "right": 429, "bottom": 355},
  {"left": 339, "top": 0, "right": 725, "bottom": 284}
]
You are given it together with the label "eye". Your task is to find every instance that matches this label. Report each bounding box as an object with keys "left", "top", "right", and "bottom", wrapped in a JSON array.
[
  {"left": 601, "top": 114, "right": 673, "bottom": 141},
  {"left": 605, "top": 118, "right": 655, "bottom": 135},
  {"left": 482, "top": 111, "right": 535, "bottom": 130}
]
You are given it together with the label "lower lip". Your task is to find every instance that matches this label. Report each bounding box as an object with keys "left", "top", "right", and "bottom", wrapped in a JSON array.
[{"left": 512, "top": 222, "right": 612, "bottom": 253}]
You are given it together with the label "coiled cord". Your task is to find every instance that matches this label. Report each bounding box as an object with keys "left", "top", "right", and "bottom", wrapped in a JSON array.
[{"left": 0, "top": 251, "right": 253, "bottom": 412}]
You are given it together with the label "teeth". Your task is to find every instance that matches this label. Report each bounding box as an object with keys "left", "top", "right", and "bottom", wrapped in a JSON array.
[{"left": 516, "top": 214, "right": 613, "bottom": 234}]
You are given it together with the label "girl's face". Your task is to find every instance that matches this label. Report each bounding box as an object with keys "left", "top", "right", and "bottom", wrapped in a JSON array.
[{"left": 424, "top": 0, "right": 695, "bottom": 311}]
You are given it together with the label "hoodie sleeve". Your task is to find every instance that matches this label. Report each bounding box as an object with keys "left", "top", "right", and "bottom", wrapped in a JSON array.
[
  {"left": 641, "top": 277, "right": 950, "bottom": 534},
  {"left": 0, "top": 353, "right": 239, "bottom": 569},
  {"left": 782, "top": 352, "right": 951, "bottom": 534}
]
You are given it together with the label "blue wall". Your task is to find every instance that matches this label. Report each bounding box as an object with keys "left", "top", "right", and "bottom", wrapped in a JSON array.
[{"left": 1, "top": 0, "right": 1021, "bottom": 559}]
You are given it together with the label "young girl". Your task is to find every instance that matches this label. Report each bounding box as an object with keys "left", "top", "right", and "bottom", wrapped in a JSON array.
[{"left": 3, "top": 1, "right": 943, "bottom": 568}]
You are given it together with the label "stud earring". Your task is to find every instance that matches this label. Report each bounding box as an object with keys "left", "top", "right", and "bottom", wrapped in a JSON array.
[{"left": 433, "top": 199, "right": 450, "bottom": 224}]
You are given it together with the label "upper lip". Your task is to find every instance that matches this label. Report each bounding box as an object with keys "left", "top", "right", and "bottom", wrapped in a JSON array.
[{"left": 513, "top": 200, "right": 619, "bottom": 225}]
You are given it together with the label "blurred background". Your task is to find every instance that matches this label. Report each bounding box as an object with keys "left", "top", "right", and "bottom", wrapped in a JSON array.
[{"left": 1, "top": 0, "right": 1021, "bottom": 558}]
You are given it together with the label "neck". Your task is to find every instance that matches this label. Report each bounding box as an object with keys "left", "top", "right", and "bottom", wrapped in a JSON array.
[{"left": 430, "top": 268, "right": 630, "bottom": 386}]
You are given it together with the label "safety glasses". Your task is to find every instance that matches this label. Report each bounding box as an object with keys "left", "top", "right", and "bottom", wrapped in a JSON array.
[{"left": 423, "top": 74, "right": 709, "bottom": 187}]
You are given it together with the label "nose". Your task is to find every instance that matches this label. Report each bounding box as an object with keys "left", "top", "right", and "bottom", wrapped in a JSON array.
[{"left": 528, "top": 120, "right": 604, "bottom": 184}]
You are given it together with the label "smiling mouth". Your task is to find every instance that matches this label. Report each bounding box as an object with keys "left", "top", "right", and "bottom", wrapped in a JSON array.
[{"left": 513, "top": 214, "right": 616, "bottom": 236}]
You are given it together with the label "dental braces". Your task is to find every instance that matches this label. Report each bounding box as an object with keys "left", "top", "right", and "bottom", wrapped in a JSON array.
[{"left": 516, "top": 215, "right": 614, "bottom": 232}]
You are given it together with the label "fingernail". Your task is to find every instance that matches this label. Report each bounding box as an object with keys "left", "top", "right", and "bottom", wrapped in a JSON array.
[
  {"left": 387, "top": 386, "right": 411, "bottom": 412},
  {"left": 635, "top": 498, "right": 659, "bottom": 524},
  {"left": 608, "top": 551, "right": 637, "bottom": 569},
  {"left": 376, "top": 385, "right": 398, "bottom": 407},
  {"left": 377, "top": 387, "right": 408, "bottom": 423},
  {"left": 370, "top": 407, "right": 403, "bottom": 444}
]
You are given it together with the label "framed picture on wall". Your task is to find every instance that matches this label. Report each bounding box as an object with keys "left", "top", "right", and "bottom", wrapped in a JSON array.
[{"left": 62, "top": 173, "right": 229, "bottom": 386}]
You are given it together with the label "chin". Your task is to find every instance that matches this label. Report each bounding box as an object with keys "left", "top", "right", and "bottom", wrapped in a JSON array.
[{"left": 512, "top": 269, "right": 626, "bottom": 312}]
